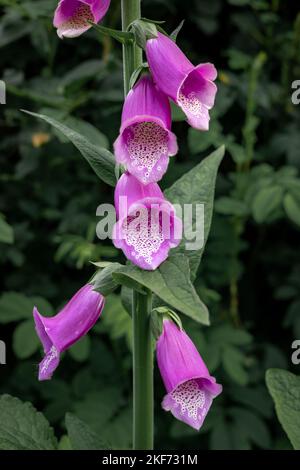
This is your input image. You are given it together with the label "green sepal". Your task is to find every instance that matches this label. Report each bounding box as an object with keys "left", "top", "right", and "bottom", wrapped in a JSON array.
[
  {"left": 170, "top": 20, "right": 185, "bottom": 42},
  {"left": 129, "top": 63, "right": 149, "bottom": 89},
  {"left": 129, "top": 19, "right": 158, "bottom": 49},
  {"left": 150, "top": 306, "right": 182, "bottom": 340}
]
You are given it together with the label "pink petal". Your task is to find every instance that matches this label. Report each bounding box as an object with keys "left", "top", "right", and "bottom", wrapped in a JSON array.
[
  {"left": 33, "top": 285, "right": 105, "bottom": 380},
  {"left": 54, "top": 0, "right": 111, "bottom": 39},
  {"left": 146, "top": 32, "right": 193, "bottom": 102}
]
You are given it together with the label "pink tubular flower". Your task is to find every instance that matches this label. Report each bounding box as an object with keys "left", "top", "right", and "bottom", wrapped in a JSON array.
[
  {"left": 157, "top": 319, "right": 222, "bottom": 430},
  {"left": 53, "top": 0, "right": 111, "bottom": 39},
  {"left": 112, "top": 173, "right": 182, "bottom": 270},
  {"left": 33, "top": 284, "right": 105, "bottom": 381},
  {"left": 146, "top": 32, "right": 217, "bottom": 131},
  {"left": 114, "top": 75, "right": 178, "bottom": 185}
]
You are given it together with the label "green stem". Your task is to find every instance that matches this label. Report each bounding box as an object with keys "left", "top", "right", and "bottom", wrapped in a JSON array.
[
  {"left": 121, "top": 0, "right": 154, "bottom": 450},
  {"left": 121, "top": 0, "right": 143, "bottom": 94},
  {"left": 132, "top": 289, "right": 153, "bottom": 449}
]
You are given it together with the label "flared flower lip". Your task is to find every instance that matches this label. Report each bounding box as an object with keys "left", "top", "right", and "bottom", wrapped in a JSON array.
[
  {"left": 113, "top": 196, "right": 182, "bottom": 246},
  {"left": 161, "top": 374, "right": 222, "bottom": 431},
  {"left": 118, "top": 114, "right": 177, "bottom": 155},
  {"left": 114, "top": 115, "right": 178, "bottom": 185},
  {"left": 33, "top": 307, "right": 52, "bottom": 351},
  {"left": 113, "top": 196, "right": 182, "bottom": 270},
  {"left": 176, "top": 64, "right": 218, "bottom": 112},
  {"left": 54, "top": 0, "right": 111, "bottom": 39},
  {"left": 162, "top": 374, "right": 223, "bottom": 401}
]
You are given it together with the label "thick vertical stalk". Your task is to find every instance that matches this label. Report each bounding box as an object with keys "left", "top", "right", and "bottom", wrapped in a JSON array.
[
  {"left": 132, "top": 289, "right": 153, "bottom": 449},
  {"left": 121, "top": 0, "right": 143, "bottom": 94},
  {"left": 121, "top": 0, "right": 154, "bottom": 450}
]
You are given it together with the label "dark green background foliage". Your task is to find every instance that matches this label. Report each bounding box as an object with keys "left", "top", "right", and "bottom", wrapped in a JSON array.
[{"left": 0, "top": 0, "right": 300, "bottom": 450}]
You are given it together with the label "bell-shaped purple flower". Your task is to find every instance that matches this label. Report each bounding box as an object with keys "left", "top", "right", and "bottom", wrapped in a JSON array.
[
  {"left": 114, "top": 75, "right": 178, "bottom": 185},
  {"left": 146, "top": 32, "right": 217, "bottom": 131},
  {"left": 112, "top": 173, "right": 182, "bottom": 270},
  {"left": 33, "top": 284, "right": 105, "bottom": 381},
  {"left": 54, "top": 0, "right": 111, "bottom": 39},
  {"left": 157, "top": 319, "right": 222, "bottom": 430}
]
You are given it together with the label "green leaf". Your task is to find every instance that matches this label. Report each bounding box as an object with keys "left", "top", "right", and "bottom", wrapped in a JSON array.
[
  {"left": 229, "top": 386, "right": 273, "bottom": 418},
  {"left": 95, "top": 294, "right": 132, "bottom": 350},
  {"left": 0, "top": 216, "right": 14, "bottom": 244},
  {"left": 266, "top": 369, "right": 300, "bottom": 449},
  {"left": 165, "top": 146, "right": 225, "bottom": 279},
  {"left": 65, "top": 413, "right": 109, "bottom": 450},
  {"left": 215, "top": 197, "right": 249, "bottom": 216},
  {"left": 113, "top": 255, "right": 209, "bottom": 325},
  {"left": 252, "top": 186, "right": 283, "bottom": 223},
  {"left": 40, "top": 108, "right": 109, "bottom": 149},
  {"left": 12, "top": 319, "right": 40, "bottom": 359},
  {"left": 188, "top": 122, "right": 223, "bottom": 155},
  {"left": 230, "top": 407, "right": 271, "bottom": 449},
  {"left": 283, "top": 193, "right": 300, "bottom": 227},
  {"left": 0, "top": 292, "right": 53, "bottom": 324},
  {"left": 102, "top": 408, "right": 132, "bottom": 450},
  {"left": 30, "top": 296, "right": 54, "bottom": 317},
  {"left": 59, "top": 60, "right": 108, "bottom": 91},
  {"left": 74, "top": 388, "right": 123, "bottom": 435},
  {"left": 210, "top": 414, "right": 232, "bottom": 449},
  {"left": 210, "top": 324, "right": 253, "bottom": 346},
  {"left": 0, "top": 395, "right": 57, "bottom": 450},
  {"left": 222, "top": 345, "right": 249, "bottom": 386},
  {"left": 0, "top": 292, "right": 34, "bottom": 324},
  {"left": 90, "top": 23, "right": 134, "bottom": 43},
  {"left": 58, "top": 435, "right": 72, "bottom": 450},
  {"left": 68, "top": 336, "right": 91, "bottom": 362},
  {"left": 140, "top": 18, "right": 166, "bottom": 25},
  {"left": 0, "top": 21, "right": 32, "bottom": 48},
  {"left": 22, "top": 111, "right": 116, "bottom": 187}
]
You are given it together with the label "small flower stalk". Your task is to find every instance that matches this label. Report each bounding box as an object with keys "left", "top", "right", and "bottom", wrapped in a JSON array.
[
  {"left": 113, "top": 172, "right": 182, "bottom": 270},
  {"left": 157, "top": 319, "right": 222, "bottom": 430},
  {"left": 146, "top": 32, "right": 217, "bottom": 130},
  {"left": 33, "top": 284, "right": 105, "bottom": 380},
  {"left": 114, "top": 75, "right": 178, "bottom": 185},
  {"left": 54, "top": 0, "right": 111, "bottom": 39}
]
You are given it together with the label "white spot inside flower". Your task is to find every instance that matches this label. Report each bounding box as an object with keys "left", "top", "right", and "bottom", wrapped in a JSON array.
[
  {"left": 170, "top": 379, "right": 206, "bottom": 421},
  {"left": 126, "top": 122, "right": 168, "bottom": 182},
  {"left": 178, "top": 91, "right": 204, "bottom": 118},
  {"left": 123, "top": 208, "right": 165, "bottom": 265},
  {"left": 58, "top": 4, "right": 93, "bottom": 38},
  {"left": 40, "top": 346, "right": 58, "bottom": 374}
]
